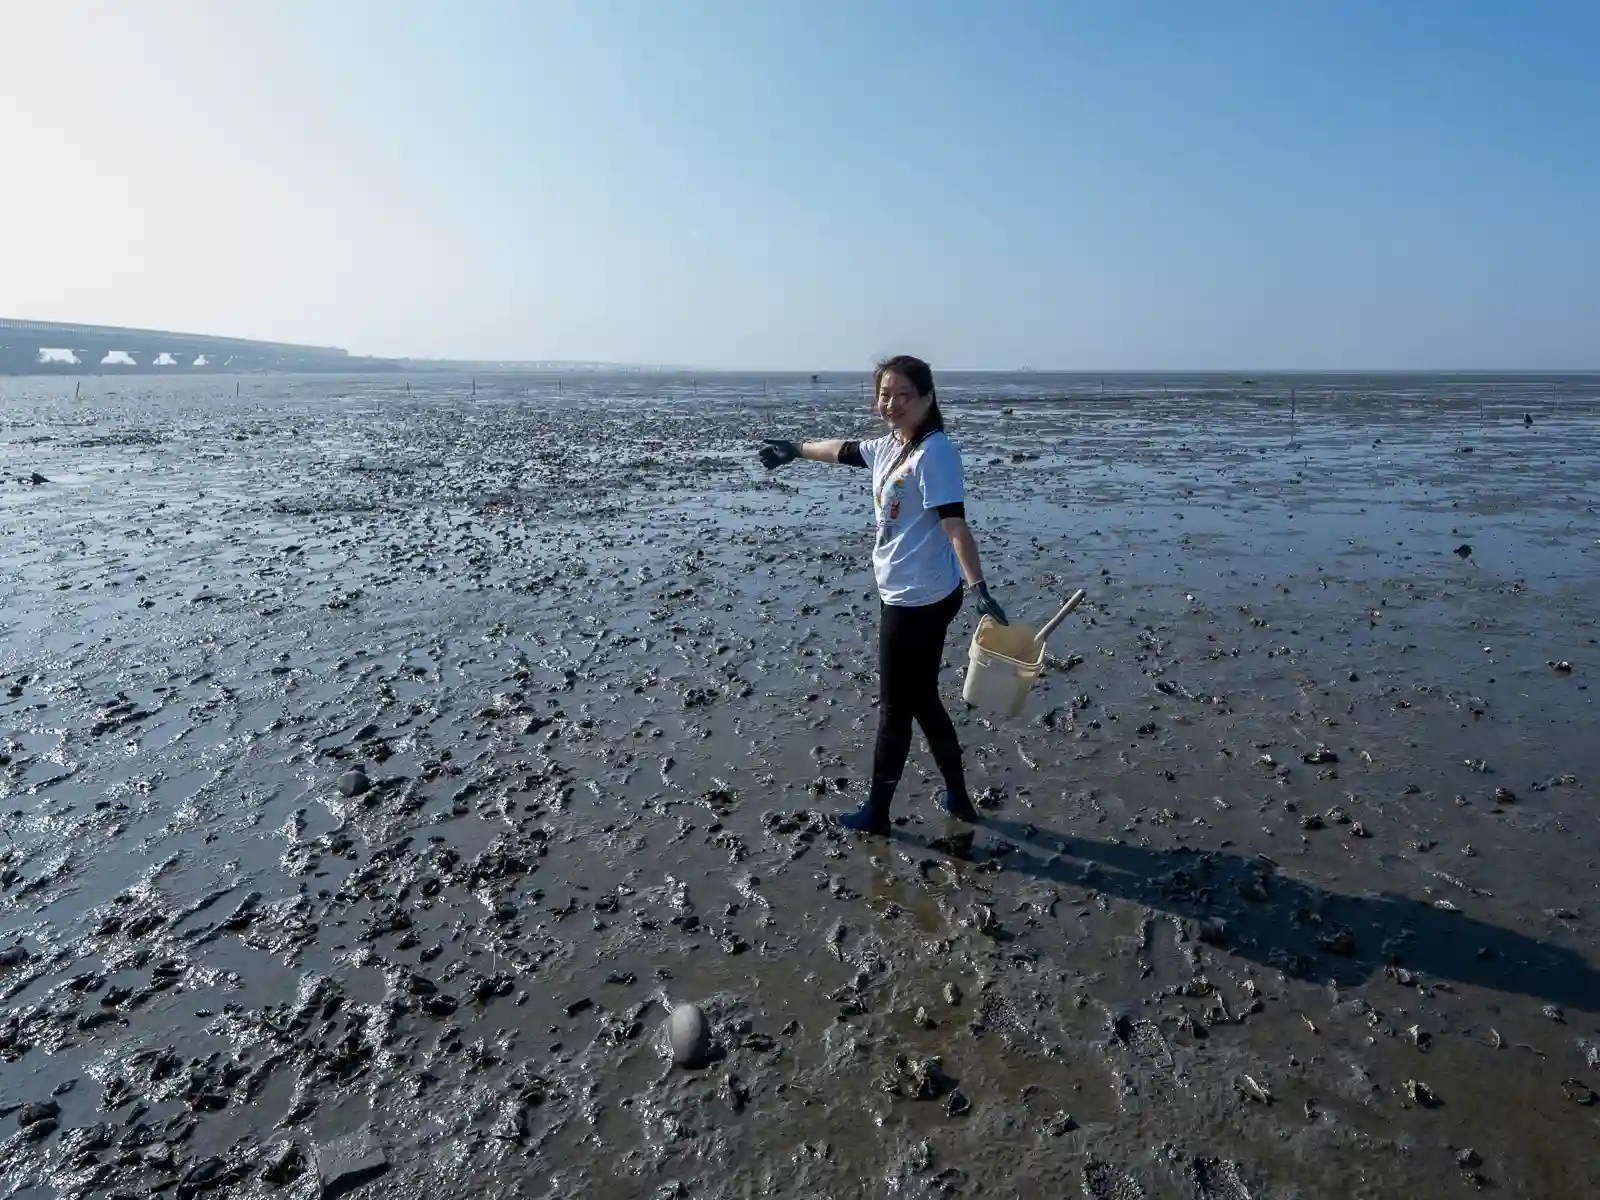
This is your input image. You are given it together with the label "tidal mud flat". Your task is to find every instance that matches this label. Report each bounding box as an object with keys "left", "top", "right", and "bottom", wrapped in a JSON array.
[{"left": 0, "top": 372, "right": 1597, "bottom": 1199}]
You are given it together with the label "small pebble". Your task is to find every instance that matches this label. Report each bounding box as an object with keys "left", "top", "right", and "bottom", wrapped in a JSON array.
[{"left": 667, "top": 1002, "right": 711, "bottom": 1068}]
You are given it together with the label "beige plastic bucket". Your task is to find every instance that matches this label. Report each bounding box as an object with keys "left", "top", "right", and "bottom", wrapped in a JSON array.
[{"left": 962, "top": 590, "right": 1086, "bottom": 718}]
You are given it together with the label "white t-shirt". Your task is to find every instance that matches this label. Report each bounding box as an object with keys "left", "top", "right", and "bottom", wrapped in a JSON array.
[{"left": 859, "top": 430, "right": 965, "bottom": 607}]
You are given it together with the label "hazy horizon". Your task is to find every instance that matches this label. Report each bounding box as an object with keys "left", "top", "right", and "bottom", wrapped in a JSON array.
[{"left": 3, "top": 2, "right": 1596, "bottom": 371}]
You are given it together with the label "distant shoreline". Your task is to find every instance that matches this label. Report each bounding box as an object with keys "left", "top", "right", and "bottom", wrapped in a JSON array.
[{"left": 3, "top": 364, "right": 1596, "bottom": 380}]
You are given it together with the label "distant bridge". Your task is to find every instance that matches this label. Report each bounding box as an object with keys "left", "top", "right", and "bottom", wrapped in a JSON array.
[{"left": 0, "top": 317, "right": 399, "bottom": 373}]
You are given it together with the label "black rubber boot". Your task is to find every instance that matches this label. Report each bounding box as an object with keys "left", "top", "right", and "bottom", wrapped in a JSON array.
[
  {"left": 934, "top": 755, "right": 979, "bottom": 821},
  {"left": 940, "top": 786, "right": 978, "bottom": 823},
  {"left": 837, "top": 781, "right": 894, "bottom": 836}
]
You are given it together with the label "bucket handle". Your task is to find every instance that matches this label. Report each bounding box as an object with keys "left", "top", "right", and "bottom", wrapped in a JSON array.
[{"left": 1033, "top": 589, "right": 1087, "bottom": 649}]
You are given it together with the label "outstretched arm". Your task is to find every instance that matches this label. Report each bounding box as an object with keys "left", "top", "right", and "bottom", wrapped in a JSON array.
[
  {"left": 759, "top": 438, "right": 865, "bottom": 469},
  {"left": 798, "top": 439, "right": 850, "bottom": 463}
]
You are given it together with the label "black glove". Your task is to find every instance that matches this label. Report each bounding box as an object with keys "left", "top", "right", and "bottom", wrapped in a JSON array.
[
  {"left": 758, "top": 439, "right": 801, "bottom": 470},
  {"left": 968, "top": 581, "right": 1008, "bottom": 625}
]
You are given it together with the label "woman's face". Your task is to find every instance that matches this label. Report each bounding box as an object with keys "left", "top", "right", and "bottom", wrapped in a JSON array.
[{"left": 876, "top": 371, "right": 932, "bottom": 437}]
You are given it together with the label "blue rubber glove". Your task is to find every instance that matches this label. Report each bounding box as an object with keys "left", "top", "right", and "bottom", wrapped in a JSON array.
[
  {"left": 758, "top": 439, "right": 801, "bottom": 470},
  {"left": 968, "top": 581, "right": 1008, "bottom": 625}
]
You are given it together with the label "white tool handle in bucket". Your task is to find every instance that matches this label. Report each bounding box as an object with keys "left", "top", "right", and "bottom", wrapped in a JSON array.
[{"left": 1032, "top": 589, "right": 1087, "bottom": 649}]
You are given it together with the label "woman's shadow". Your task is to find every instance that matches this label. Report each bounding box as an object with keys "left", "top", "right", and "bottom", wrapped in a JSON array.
[{"left": 909, "top": 814, "right": 1600, "bottom": 1015}]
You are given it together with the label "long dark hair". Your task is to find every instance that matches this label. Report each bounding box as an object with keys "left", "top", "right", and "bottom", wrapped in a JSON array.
[
  {"left": 873, "top": 355, "right": 945, "bottom": 441},
  {"left": 873, "top": 355, "right": 948, "bottom": 494}
]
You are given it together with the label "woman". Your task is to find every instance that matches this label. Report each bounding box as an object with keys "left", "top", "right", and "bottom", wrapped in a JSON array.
[{"left": 757, "top": 355, "right": 1007, "bottom": 835}]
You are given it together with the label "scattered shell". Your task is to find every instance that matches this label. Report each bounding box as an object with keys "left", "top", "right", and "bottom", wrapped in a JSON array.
[
  {"left": 1235, "top": 1074, "right": 1273, "bottom": 1104},
  {"left": 1403, "top": 1079, "right": 1439, "bottom": 1108},
  {"left": 1561, "top": 1079, "right": 1596, "bottom": 1105}
]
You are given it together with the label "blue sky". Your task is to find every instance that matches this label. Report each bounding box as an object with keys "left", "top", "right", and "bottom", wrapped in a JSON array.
[{"left": 2, "top": 1, "right": 1596, "bottom": 368}]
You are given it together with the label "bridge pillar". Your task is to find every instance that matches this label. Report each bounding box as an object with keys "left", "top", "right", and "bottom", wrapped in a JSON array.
[
  {"left": 0, "top": 346, "right": 42, "bottom": 373},
  {"left": 74, "top": 350, "right": 102, "bottom": 368}
]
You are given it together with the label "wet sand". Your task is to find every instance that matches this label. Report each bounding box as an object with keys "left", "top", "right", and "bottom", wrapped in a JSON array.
[{"left": 1, "top": 372, "right": 1597, "bottom": 1199}]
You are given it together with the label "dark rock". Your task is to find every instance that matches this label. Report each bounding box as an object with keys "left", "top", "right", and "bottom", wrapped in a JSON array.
[
  {"left": 1454, "top": 544, "right": 1473, "bottom": 558},
  {"left": 314, "top": 1128, "right": 389, "bottom": 1199},
  {"left": 337, "top": 770, "right": 371, "bottom": 798},
  {"left": 420, "top": 994, "right": 458, "bottom": 1018},
  {"left": 177, "top": 1155, "right": 230, "bottom": 1194},
  {"left": 61, "top": 1122, "right": 117, "bottom": 1155},
  {"left": 18, "top": 1099, "right": 60, "bottom": 1126},
  {"left": 261, "top": 1139, "right": 304, "bottom": 1185},
  {"left": 1318, "top": 927, "right": 1356, "bottom": 956}
]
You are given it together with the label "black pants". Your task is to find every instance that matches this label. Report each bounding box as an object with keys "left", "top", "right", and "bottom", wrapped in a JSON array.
[{"left": 872, "top": 585, "right": 965, "bottom": 795}]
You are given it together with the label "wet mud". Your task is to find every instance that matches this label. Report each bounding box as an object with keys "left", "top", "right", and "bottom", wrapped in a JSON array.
[{"left": 1, "top": 371, "right": 1597, "bottom": 1198}]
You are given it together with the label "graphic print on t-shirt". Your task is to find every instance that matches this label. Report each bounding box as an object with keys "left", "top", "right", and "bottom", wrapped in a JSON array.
[
  {"left": 876, "top": 467, "right": 910, "bottom": 545},
  {"left": 862, "top": 431, "right": 964, "bottom": 605}
]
